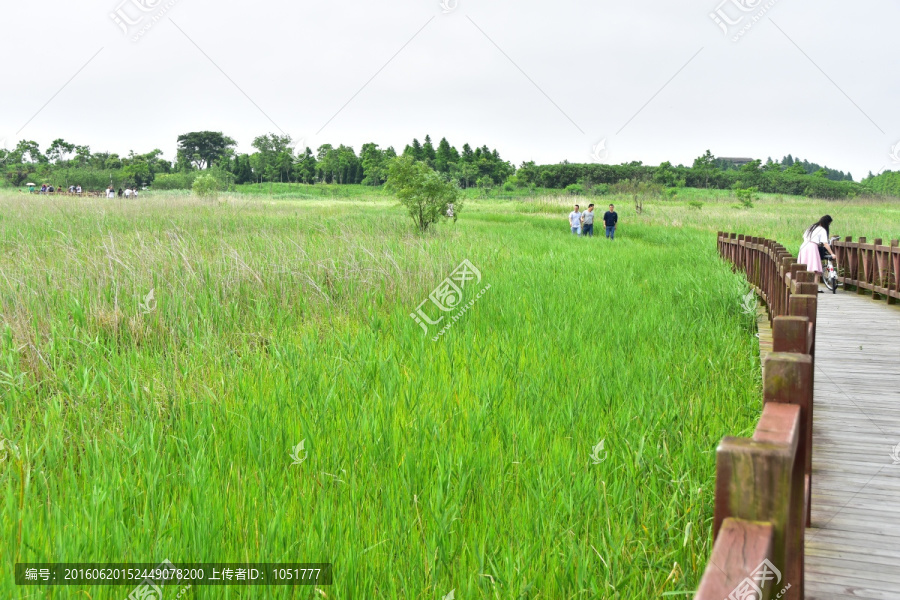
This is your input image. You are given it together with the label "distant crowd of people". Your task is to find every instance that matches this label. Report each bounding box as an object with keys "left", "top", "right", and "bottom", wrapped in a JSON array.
[
  {"left": 31, "top": 184, "right": 76, "bottom": 194},
  {"left": 28, "top": 184, "right": 141, "bottom": 198},
  {"left": 568, "top": 203, "right": 618, "bottom": 239},
  {"left": 105, "top": 185, "right": 140, "bottom": 199}
]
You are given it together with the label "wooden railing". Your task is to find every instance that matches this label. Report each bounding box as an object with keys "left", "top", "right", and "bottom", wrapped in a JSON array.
[
  {"left": 831, "top": 237, "right": 900, "bottom": 303},
  {"left": 694, "top": 233, "right": 818, "bottom": 600}
]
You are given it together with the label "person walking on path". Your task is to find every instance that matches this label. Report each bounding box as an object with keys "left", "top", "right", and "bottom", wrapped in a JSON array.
[
  {"left": 798, "top": 215, "right": 836, "bottom": 289},
  {"left": 568, "top": 204, "right": 582, "bottom": 235},
  {"left": 581, "top": 204, "right": 595, "bottom": 237},
  {"left": 603, "top": 204, "right": 618, "bottom": 239}
]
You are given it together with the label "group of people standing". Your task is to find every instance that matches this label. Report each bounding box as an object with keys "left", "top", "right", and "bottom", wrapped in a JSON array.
[
  {"left": 105, "top": 185, "right": 140, "bottom": 199},
  {"left": 34, "top": 184, "right": 74, "bottom": 194},
  {"left": 568, "top": 203, "right": 618, "bottom": 239}
]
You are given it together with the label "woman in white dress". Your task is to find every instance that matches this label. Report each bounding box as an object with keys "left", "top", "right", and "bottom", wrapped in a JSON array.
[{"left": 797, "top": 215, "right": 836, "bottom": 288}]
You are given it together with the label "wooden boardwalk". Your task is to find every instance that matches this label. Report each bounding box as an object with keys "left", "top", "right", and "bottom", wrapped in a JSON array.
[{"left": 805, "top": 291, "right": 900, "bottom": 599}]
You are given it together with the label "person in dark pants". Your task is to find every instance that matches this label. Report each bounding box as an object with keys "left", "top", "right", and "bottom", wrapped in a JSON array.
[
  {"left": 603, "top": 204, "right": 618, "bottom": 239},
  {"left": 581, "top": 204, "right": 595, "bottom": 237}
]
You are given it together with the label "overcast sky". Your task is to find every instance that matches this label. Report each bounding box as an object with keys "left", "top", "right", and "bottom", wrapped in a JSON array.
[{"left": 1, "top": 0, "right": 897, "bottom": 179}]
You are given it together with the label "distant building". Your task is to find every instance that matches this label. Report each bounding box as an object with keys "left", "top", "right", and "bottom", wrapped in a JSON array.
[{"left": 718, "top": 157, "right": 755, "bottom": 167}]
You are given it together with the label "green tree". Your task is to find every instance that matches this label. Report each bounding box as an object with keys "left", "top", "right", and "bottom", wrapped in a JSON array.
[
  {"left": 692, "top": 150, "right": 716, "bottom": 189},
  {"left": 386, "top": 156, "right": 461, "bottom": 232},
  {"left": 46, "top": 139, "right": 75, "bottom": 164},
  {"left": 405, "top": 138, "right": 424, "bottom": 161},
  {"left": 434, "top": 137, "right": 455, "bottom": 174},
  {"left": 74, "top": 145, "right": 91, "bottom": 166},
  {"left": 422, "top": 135, "right": 436, "bottom": 167},
  {"left": 15, "top": 140, "right": 44, "bottom": 164},
  {"left": 176, "top": 131, "right": 237, "bottom": 170},
  {"left": 251, "top": 133, "right": 293, "bottom": 185},
  {"left": 360, "top": 143, "right": 386, "bottom": 186}
]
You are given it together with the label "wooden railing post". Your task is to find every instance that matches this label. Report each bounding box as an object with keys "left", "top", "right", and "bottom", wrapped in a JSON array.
[
  {"left": 793, "top": 270, "right": 818, "bottom": 297},
  {"left": 712, "top": 404, "right": 801, "bottom": 600},
  {"left": 873, "top": 239, "right": 889, "bottom": 301},
  {"left": 695, "top": 519, "right": 776, "bottom": 600},
  {"left": 780, "top": 257, "right": 794, "bottom": 317},
  {"left": 891, "top": 240, "right": 899, "bottom": 305},
  {"left": 767, "top": 325, "right": 814, "bottom": 531},
  {"left": 857, "top": 237, "right": 868, "bottom": 295}
]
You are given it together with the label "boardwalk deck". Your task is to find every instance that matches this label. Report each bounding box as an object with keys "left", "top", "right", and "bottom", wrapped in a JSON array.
[{"left": 805, "top": 291, "right": 900, "bottom": 599}]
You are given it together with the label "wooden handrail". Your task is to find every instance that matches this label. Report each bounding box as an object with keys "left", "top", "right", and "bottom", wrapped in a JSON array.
[
  {"left": 831, "top": 237, "right": 900, "bottom": 303},
  {"left": 695, "top": 233, "right": 818, "bottom": 600}
]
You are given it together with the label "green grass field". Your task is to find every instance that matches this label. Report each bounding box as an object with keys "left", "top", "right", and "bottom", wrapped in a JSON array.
[{"left": 0, "top": 189, "right": 896, "bottom": 598}]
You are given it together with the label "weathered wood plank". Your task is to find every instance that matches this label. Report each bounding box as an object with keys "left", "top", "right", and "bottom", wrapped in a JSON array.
[{"left": 805, "top": 290, "right": 900, "bottom": 598}]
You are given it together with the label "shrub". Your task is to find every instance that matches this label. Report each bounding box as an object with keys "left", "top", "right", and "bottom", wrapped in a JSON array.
[
  {"left": 733, "top": 184, "right": 758, "bottom": 208},
  {"left": 688, "top": 200, "right": 703, "bottom": 210},
  {"left": 565, "top": 183, "right": 584, "bottom": 196},
  {"left": 192, "top": 174, "right": 219, "bottom": 199},
  {"left": 152, "top": 172, "right": 198, "bottom": 190},
  {"left": 386, "top": 156, "right": 461, "bottom": 232}
]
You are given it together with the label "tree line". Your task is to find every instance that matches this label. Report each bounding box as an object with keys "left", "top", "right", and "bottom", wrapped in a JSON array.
[
  {"left": 0, "top": 132, "right": 891, "bottom": 200},
  {"left": 0, "top": 132, "right": 514, "bottom": 192},
  {"left": 517, "top": 151, "right": 861, "bottom": 199}
]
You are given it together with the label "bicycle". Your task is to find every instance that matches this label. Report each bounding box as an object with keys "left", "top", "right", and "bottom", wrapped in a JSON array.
[{"left": 823, "top": 235, "right": 840, "bottom": 294}]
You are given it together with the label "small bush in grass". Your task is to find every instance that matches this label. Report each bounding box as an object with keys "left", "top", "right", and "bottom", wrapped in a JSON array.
[
  {"left": 192, "top": 174, "right": 219, "bottom": 200},
  {"left": 733, "top": 183, "right": 758, "bottom": 208},
  {"left": 386, "top": 156, "right": 460, "bottom": 232},
  {"left": 565, "top": 183, "right": 584, "bottom": 196},
  {"left": 688, "top": 201, "right": 704, "bottom": 210}
]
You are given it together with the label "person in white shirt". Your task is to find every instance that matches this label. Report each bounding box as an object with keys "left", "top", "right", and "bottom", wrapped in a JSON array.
[
  {"left": 568, "top": 204, "right": 582, "bottom": 235},
  {"left": 75, "top": 185, "right": 82, "bottom": 194},
  {"left": 124, "top": 188, "right": 133, "bottom": 198},
  {"left": 797, "top": 215, "right": 836, "bottom": 288},
  {"left": 133, "top": 188, "right": 138, "bottom": 199},
  {"left": 106, "top": 186, "right": 116, "bottom": 199}
]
